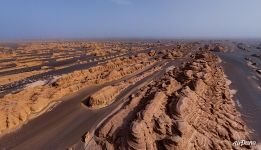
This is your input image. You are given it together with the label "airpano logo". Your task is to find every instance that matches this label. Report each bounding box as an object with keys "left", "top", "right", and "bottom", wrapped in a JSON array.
[{"left": 233, "top": 140, "right": 256, "bottom": 147}]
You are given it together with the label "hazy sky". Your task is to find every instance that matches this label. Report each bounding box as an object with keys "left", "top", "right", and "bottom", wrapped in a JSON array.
[{"left": 0, "top": 0, "right": 261, "bottom": 40}]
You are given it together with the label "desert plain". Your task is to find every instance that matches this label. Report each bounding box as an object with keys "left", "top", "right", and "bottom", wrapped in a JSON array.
[{"left": 0, "top": 40, "right": 260, "bottom": 150}]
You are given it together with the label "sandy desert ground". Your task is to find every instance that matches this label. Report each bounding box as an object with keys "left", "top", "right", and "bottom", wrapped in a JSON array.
[{"left": 0, "top": 40, "right": 260, "bottom": 150}]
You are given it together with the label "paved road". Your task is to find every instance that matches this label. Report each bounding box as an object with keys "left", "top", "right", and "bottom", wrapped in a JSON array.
[
  {"left": 0, "top": 49, "right": 152, "bottom": 97},
  {"left": 0, "top": 52, "right": 124, "bottom": 96},
  {"left": 0, "top": 60, "right": 173, "bottom": 150}
]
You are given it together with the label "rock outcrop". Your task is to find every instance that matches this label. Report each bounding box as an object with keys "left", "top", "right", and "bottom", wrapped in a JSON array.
[
  {"left": 87, "top": 84, "right": 127, "bottom": 108},
  {"left": 0, "top": 53, "right": 154, "bottom": 135},
  {"left": 87, "top": 52, "right": 250, "bottom": 150}
]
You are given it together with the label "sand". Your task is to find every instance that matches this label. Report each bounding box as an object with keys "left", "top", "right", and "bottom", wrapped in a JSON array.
[
  {"left": 0, "top": 52, "right": 154, "bottom": 135},
  {"left": 85, "top": 51, "right": 251, "bottom": 150}
]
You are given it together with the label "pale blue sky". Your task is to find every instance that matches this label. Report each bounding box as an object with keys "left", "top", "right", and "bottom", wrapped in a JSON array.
[{"left": 0, "top": 0, "right": 261, "bottom": 40}]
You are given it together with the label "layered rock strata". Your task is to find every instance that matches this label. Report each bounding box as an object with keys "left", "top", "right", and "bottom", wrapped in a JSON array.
[
  {"left": 0, "top": 53, "right": 154, "bottom": 135},
  {"left": 87, "top": 52, "right": 250, "bottom": 150}
]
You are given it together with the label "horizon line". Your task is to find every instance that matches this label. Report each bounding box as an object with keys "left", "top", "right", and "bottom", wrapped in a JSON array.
[{"left": 1, "top": 37, "right": 261, "bottom": 43}]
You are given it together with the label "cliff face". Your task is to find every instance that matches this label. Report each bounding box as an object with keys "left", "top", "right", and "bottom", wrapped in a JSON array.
[{"left": 88, "top": 52, "right": 250, "bottom": 150}]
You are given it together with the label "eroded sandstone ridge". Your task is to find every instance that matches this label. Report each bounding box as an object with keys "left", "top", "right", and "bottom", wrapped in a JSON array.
[
  {"left": 87, "top": 64, "right": 160, "bottom": 109},
  {"left": 0, "top": 53, "right": 155, "bottom": 134},
  {"left": 86, "top": 52, "right": 250, "bottom": 150}
]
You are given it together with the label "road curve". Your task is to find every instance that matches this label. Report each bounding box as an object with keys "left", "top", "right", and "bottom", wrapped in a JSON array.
[{"left": 0, "top": 60, "right": 177, "bottom": 150}]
